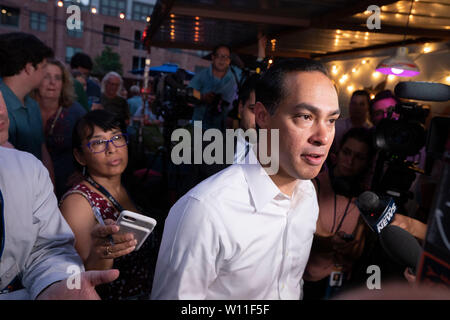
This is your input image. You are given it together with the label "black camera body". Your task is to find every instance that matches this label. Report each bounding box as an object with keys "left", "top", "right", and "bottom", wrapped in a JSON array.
[
  {"left": 374, "top": 101, "right": 429, "bottom": 157},
  {"left": 153, "top": 69, "right": 198, "bottom": 123},
  {"left": 372, "top": 82, "right": 449, "bottom": 209}
]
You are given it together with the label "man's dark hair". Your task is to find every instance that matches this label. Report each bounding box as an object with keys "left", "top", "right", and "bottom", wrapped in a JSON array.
[
  {"left": 212, "top": 44, "right": 231, "bottom": 56},
  {"left": 370, "top": 89, "right": 398, "bottom": 114},
  {"left": 70, "top": 52, "right": 94, "bottom": 70},
  {"left": 351, "top": 90, "right": 370, "bottom": 106},
  {"left": 255, "top": 58, "right": 330, "bottom": 115},
  {"left": 238, "top": 74, "right": 260, "bottom": 105},
  {"left": 0, "top": 32, "right": 53, "bottom": 77},
  {"left": 340, "top": 127, "right": 376, "bottom": 162}
]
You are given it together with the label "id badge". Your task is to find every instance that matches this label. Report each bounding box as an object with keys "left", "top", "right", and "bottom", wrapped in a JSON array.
[{"left": 329, "top": 266, "right": 343, "bottom": 287}]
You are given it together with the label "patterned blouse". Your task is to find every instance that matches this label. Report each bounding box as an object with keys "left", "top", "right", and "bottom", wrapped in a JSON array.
[{"left": 61, "top": 183, "right": 156, "bottom": 300}]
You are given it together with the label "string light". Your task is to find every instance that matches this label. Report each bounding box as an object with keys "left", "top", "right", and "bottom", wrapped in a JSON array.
[
  {"left": 372, "top": 71, "right": 381, "bottom": 78},
  {"left": 146, "top": 16, "right": 151, "bottom": 23},
  {"left": 339, "top": 74, "right": 348, "bottom": 84},
  {"left": 423, "top": 45, "right": 432, "bottom": 53},
  {"left": 331, "top": 65, "right": 338, "bottom": 75},
  {"left": 57, "top": 1, "right": 63, "bottom": 7},
  {"left": 388, "top": 74, "right": 396, "bottom": 81},
  {"left": 347, "top": 85, "right": 354, "bottom": 93},
  {"left": 119, "top": 12, "right": 125, "bottom": 20},
  {"left": 91, "top": 7, "right": 97, "bottom": 14}
]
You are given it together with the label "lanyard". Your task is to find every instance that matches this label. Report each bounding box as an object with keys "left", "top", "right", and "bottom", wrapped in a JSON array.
[
  {"left": 48, "top": 106, "right": 63, "bottom": 136},
  {"left": 331, "top": 193, "right": 352, "bottom": 234},
  {"left": 0, "top": 189, "right": 4, "bottom": 261},
  {"left": 85, "top": 175, "right": 125, "bottom": 213}
]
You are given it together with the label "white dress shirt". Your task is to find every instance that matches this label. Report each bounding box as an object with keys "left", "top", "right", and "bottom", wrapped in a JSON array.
[
  {"left": 0, "top": 147, "right": 83, "bottom": 299},
  {"left": 151, "top": 148, "right": 319, "bottom": 300}
]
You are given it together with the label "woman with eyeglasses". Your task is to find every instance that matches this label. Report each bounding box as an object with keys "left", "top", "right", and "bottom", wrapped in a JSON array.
[
  {"left": 31, "top": 59, "right": 86, "bottom": 199},
  {"left": 59, "top": 110, "right": 155, "bottom": 299}
]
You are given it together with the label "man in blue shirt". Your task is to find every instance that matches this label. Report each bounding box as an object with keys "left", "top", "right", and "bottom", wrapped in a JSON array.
[
  {"left": 127, "top": 85, "right": 142, "bottom": 116},
  {"left": 0, "top": 32, "right": 55, "bottom": 181},
  {"left": 188, "top": 45, "right": 241, "bottom": 131}
]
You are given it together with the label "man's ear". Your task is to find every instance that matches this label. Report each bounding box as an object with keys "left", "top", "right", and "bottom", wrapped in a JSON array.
[
  {"left": 73, "top": 148, "right": 86, "bottom": 167},
  {"left": 254, "top": 101, "right": 270, "bottom": 129},
  {"left": 24, "top": 62, "right": 35, "bottom": 76}
]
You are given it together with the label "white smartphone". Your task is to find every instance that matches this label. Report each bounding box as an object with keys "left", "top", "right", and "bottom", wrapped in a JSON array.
[{"left": 116, "top": 210, "right": 157, "bottom": 251}]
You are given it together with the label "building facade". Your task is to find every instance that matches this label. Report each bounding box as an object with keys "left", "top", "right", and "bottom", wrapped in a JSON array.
[{"left": 0, "top": 0, "right": 209, "bottom": 85}]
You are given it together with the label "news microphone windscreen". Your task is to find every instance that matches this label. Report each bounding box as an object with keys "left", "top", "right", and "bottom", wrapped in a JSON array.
[
  {"left": 357, "top": 191, "right": 379, "bottom": 212},
  {"left": 379, "top": 225, "right": 422, "bottom": 273},
  {"left": 395, "top": 82, "right": 450, "bottom": 102}
]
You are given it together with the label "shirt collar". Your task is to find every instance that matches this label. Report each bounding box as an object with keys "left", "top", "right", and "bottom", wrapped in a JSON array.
[
  {"left": 242, "top": 146, "right": 316, "bottom": 212},
  {"left": 242, "top": 146, "right": 287, "bottom": 212},
  {"left": 0, "top": 82, "right": 23, "bottom": 111}
]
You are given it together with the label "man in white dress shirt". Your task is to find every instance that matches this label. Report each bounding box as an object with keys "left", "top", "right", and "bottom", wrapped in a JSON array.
[{"left": 151, "top": 58, "right": 340, "bottom": 300}]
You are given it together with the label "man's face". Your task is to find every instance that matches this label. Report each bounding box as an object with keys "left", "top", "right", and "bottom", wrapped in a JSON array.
[
  {"left": 349, "top": 94, "right": 369, "bottom": 123},
  {"left": 335, "top": 137, "right": 369, "bottom": 177},
  {"left": 371, "top": 97, "right": 398, "bottom": 126},
  {"left": 0, "top": 91, "right": 10, "bottom": 145},
  {"left": 30, "top": 59, "right": 48, "bottom": 90},
  {"left": 212, "top": 47, "right": 231, "bottom": 73},
  {"left": 239, "top": 90, "right": 256, "bottom": 130},
  {"left": 77, "top": 66, "right": 90, "bottom": 78},
  {"left": 260, "top": 71, "right": 340, "bottom": 180},
  {"left": 105, "top": 76, "right": 121, "bottom": 98}
]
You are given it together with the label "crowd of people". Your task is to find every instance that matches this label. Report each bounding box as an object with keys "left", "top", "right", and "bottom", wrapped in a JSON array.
[{"left": 0, "top": 31, "right": 447, "bottom": 300}]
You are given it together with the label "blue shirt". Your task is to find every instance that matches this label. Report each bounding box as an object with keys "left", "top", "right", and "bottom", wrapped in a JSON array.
[
  {"left": 127, "top": 95, "right": 143, "bottom": 116},
  {"left": 188, "top": 65, "right": 241, "bottom": 130},
  {"left": 0, "top": 81, "right": 44, "bottom": 159}
]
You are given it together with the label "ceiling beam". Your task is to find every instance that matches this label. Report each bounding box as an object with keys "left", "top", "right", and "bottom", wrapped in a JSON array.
[
  {"left": 170, "top": 4, "right": 310, "bottom": 27},
  {"left": 314, "top": 20, "right": 450, "bottom": 39},
  {"left": 311, "top": 37, "right": 443, "bottom": 60},
  {"left": 313, "top": 0, "right": 399, "bottom": 25}
]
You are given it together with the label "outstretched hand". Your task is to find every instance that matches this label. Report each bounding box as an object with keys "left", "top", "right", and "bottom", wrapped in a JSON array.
[{"left": 37, "top": 269, "right": 120, "bottom": 300}]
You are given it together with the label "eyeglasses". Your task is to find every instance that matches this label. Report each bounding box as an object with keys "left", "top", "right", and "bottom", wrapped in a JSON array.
[
  {"left": 86, "top": 133, "right": 128, "bottom": 153},
  {"left": 214, "top": 54, "right": 230, "bottom": 60}
]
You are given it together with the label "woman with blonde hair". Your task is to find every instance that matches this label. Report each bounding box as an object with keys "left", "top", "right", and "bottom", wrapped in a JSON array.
[{"left": 32, "top": 59, "right": 86, "bottom": 198}]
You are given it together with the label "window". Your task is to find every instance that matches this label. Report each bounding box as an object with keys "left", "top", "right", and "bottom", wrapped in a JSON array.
[
  {"left": 132, "top": 1, "right": 153, "bottom": 21},
  {"left": 0, "top": 6, "right": 20, "bottom": 27},
  {"left": 100, "top": 0, "right": 126, "bottom": 17},
  {"left": 63, "top": 0, "right": 91, "bottom": 11},
  {"left": 29, "top": 12, "right": 47, "bottom": 32},
  {"left": 132, "top": 56, "right": 146, "bottom": 70},
  {"left": 66, "top": 46, "right": 82, "bottom": 63},
  {"left": 134, "top": 30, "right": 145, "bottom": 50},
  {"left": 103, "top": 25, "right": 120, "bottom": 46},
  {"left": 67, "top": 20, "right": 83, "bottom": 38}
]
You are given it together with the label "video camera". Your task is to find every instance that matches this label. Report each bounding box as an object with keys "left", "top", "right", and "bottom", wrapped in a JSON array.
[
  {"left": 153, "top": 68, "right": 200, "bottom": 123},
  {"left": 371, "top": 81, "right": 450, "bottom": 208}
]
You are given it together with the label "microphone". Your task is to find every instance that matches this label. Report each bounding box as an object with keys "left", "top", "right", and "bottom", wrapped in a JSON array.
[
  {"left": 356, "top": 191, "right": 397, "bottom": 234},
  {"left": 394, "top": 81, "right": 450, "bottom": 102},
  {"left": 379, "top": 225, "right": 423, "bottom": 274}
]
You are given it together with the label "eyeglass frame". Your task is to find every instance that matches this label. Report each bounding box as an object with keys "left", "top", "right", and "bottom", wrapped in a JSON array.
[
  {"left": 85, "top": 133, "right": 129, "bottom": 153},
  {"left": 213, "top": 53, "right": 231, "bottom": 60}
]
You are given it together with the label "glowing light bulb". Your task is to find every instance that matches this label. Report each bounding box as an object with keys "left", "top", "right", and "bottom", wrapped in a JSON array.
[
  {"left": 391, "top": 68, "right": 404, "bottom": 75},
  {"left": 388, "top": 74, "right": 396, "bottom": 81}
]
